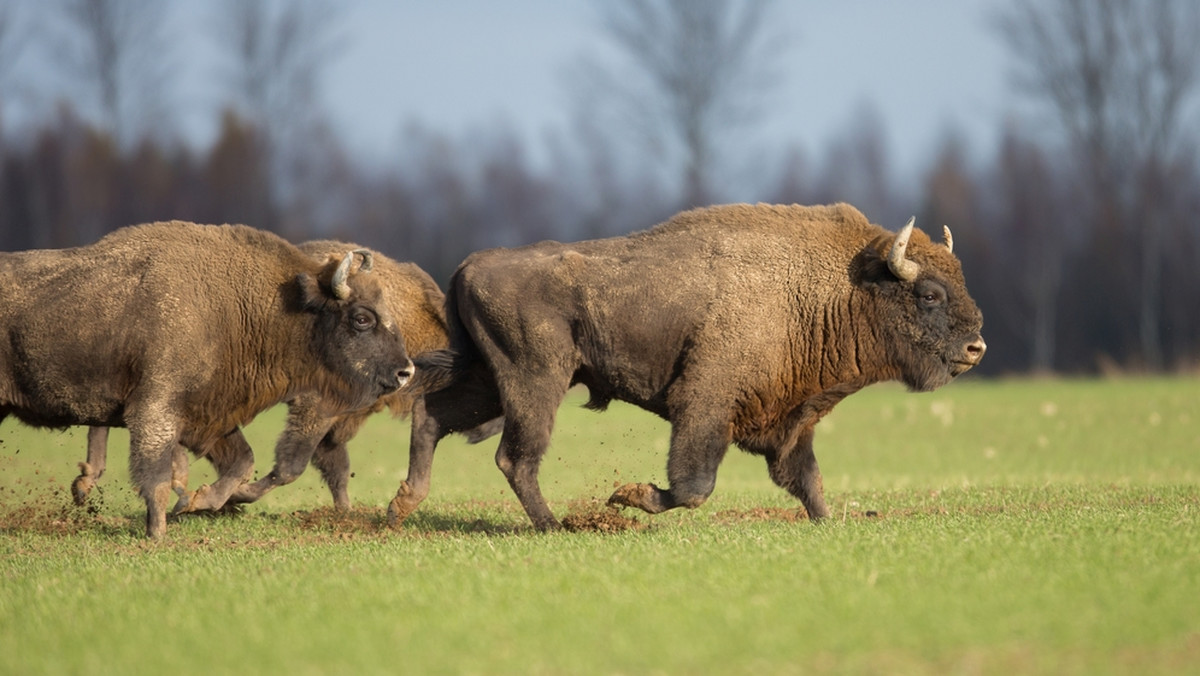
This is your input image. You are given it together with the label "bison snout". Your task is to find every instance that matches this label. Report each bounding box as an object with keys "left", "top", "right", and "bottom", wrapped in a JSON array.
[
  {"left": 396, "top": 359, "right": 415, "bottom": 389},
  {"left": 963, "top": 336, "right": 987, "bottom": 366}
]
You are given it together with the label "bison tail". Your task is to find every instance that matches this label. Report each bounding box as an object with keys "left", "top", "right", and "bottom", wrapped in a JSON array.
[
  {"left": 461, "top": 416, "right": 504, "bottom": 444},
  {"left": 409, "top": 349, "right": 467, "bottom": 393}
]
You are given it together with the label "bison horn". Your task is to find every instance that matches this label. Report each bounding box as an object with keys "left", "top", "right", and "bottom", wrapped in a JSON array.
[
  {"left": 332, "top": 249, "right": 374, "bottom": 299},
  {"left": 352, "top": 249, "right": 374, "bottom": 273},
  {"left": 942, "top": 225, "right": 954, "bottom": 254},
  {"left": 887, "top": 217, "right": 921, "bottom": 282}
]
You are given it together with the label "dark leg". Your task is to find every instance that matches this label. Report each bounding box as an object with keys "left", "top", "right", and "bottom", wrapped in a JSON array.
[
  {"left": 229, "top": 398, "right": 333, "bottom": 505},
  {"left": 764, "top": 426, "right": 829, "bottom": 520},
  {"left": 387, "top": 371, "right": 503, "bottom": 527},
  {"left": 175, "top": 428, "right": 255, "bottom": 513},
  {"left": 608, "top": 412, "right": 729, "bottom": 514},
  {"left": 72, "top": 426, "right": 110, "bottom": 506},
  {"left": 491, "top": 375, "right": 570, "bottom": 531},
  {"left": 310, "top": 413, "right": 367, "bottom": 510},
  {"left": 311, "top": 438, "right": 352, "bottom": 510},
  {"left": 387, "top": 398, "right": 439, "bottom": 526}
]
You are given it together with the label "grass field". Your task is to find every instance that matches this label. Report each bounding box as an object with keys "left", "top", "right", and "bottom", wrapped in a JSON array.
[{"left": 1, "top": 377, "right": 1197, "bottom": 675}]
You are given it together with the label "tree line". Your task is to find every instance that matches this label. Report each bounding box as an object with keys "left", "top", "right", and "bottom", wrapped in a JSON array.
[{"left": 1, "top": 0, "right": 1199, "bottom": 376}]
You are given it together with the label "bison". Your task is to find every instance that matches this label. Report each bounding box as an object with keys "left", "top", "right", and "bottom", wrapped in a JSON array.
[
  {"left": 390, "top": 203, "right": 985, "bottom": 530},
  {"left": 72, "top": 241, "right": 501, "bottom": 514},
  {"left": 0, "top": 222, "right": 413, "bottom": 537}
]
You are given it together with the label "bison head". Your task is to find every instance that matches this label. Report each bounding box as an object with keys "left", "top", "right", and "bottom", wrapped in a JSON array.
[
  {"left": 297, "top": 250, "right": 415, "bottom": 410},
  {"left": 853, "top": 218, "right": 986, "bottom": 392}
]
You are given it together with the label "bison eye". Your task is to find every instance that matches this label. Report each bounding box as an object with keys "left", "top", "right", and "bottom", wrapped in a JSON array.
[
  {"left": 915, "top": 281, "right": 947, "bottom": 308},
  {"left": 350, "top": 309, "right": 377, "bottom": 331}
]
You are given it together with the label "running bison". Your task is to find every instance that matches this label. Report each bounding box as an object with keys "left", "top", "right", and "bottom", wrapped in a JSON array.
[
  {"left": 73, "top": 241, "right": 501, "bottom": 514},
  {"left": 0, "top": 222, "right": 413, "bottom": 537},
  {"left": 393, "top": 203, "right": 986, "bottom": 530}
]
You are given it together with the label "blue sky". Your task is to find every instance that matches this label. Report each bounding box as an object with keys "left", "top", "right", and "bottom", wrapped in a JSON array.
[
  {"left": 3, "top": 0, "right": 1015, "bottom": 179},
  {"left": 316, "top": 0, "right": 1013, "bottom": 175}
]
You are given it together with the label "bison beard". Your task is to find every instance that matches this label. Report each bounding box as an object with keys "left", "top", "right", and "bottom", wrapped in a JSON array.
[{"left": 386, "top": 203, "right": 985, "bottom": 531}]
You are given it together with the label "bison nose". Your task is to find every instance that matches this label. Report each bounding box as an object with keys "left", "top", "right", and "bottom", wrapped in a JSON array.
[
  {"left": 964, "top": 336, "right": 987, "bottom": 365},
  {"left": 397, "top": 359, "right": 415, "bottom": 388}
]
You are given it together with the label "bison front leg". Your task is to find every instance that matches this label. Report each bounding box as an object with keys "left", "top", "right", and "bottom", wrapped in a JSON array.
[
  {"left": 128, "top": 426, "right": 181, "bottom": 539},
  {"left": 311, "top": 437, "right": 352, "bottom": 511},
  {"left": 608, "top": 414, "right": 729, "bottom": 514},
  {"left": 311, "top": 412, "right": 369, "bottom": 510},
  {"left": 765, "top": 426, "right": 829, "bottom": 520},
  {"left": 176, "top": 429, "right": 254, "bottom": 513},
  {"left": 229, "top": 401, "right": 332, "bottom": 506}
]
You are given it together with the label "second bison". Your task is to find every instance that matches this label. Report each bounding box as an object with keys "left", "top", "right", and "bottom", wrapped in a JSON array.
[
  {"left": 73, "top": 241, "right": 501, "bottom": 514},
  {"left": 397, "top": 202, "right": 986, "bottom": 530},
  {"left": 0, "top": 222, "right": 413, "bottom": 537}
]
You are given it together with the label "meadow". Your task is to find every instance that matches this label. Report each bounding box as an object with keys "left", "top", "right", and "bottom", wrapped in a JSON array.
[{"left": 1, "top": 377, "right": 1197, "bottom": 675}]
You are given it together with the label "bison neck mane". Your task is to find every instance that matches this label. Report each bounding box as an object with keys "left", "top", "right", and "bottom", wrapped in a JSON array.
[{"left": 734, "top": 268, "right": 899, "bottom": 448}]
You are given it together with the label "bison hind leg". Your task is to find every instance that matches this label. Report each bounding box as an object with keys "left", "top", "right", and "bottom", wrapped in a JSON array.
[
  {"left": 493, "top": 406, "right": 566, "bottom": 532},
  {"left": 609, "top": 414, "right": 729, "bottom": 515},
  {"left": 71, "top": 463, "right": 98, "bottom": 507},
  {"left": 72, "top": 426, "right": 113, "bottom": 507}
]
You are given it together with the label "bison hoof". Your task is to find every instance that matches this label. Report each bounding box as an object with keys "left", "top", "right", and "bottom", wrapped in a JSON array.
[
  {"left": 607, "top": 482, "right": 665, "bottom": 514},
  {"left": 173, "top": 484, "right": 220, "bottom": 514},
  {"left": 533, "top": 517, "right": 563, "bottom": 532},
  {"left": 386, "top": 495, "right": 416, "bottom": 529},
  {"left": 386, "top": 481, "right": 430, "bottom": 528},
  {"left": 171, "top": 491, "right": 194, "bottom": 514},
  {"left": 71, "top": 475, "right": 96, "bottom": 507}
]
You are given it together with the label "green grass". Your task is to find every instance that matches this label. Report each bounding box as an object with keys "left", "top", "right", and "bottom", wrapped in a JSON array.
[{"left": 2, "top": 377, "right": 1198, "bottom": 675}]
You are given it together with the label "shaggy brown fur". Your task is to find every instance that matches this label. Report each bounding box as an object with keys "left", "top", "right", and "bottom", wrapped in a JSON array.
[
  {"left": 391, "top": 203, "right": 986, "bottom": 530},
  {"left": 74, "top": 242, "right": 501, "bottom": 514},
  {"left": 0, "top": 222, "right": 413, "bottom": 537}
]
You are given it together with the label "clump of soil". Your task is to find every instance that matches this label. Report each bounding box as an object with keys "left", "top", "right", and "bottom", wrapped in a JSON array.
[{"left": 561, "top": 501, "right": 647, "bottom": 533}]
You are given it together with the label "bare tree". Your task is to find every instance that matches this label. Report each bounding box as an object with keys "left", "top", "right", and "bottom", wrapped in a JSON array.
[
  {"left": 54, "top": 0, "right": 173, "bottom": 148},
  {"left": 212, "top": 0, "right": 344, "bottom": 234},
  {"left": 575, "top": 0, "right": 787, "bottom": 208},
  {"left": 995, "top": 0, "right": 1200, "bottom": 370},
  {"left": 993, "top": 127, "right": 1069, "bottom": 373},
  {"left": 0, "top": 1, "right": 31, "bottom": 131}
]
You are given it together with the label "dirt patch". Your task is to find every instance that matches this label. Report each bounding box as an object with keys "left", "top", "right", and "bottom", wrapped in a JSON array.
[
  {"left": 561, "top": 501, "right": 648, "bottom": 533},
  {"left": 293, "top": 505, "right": 388, "bottom": 537},
  {"left": 0, "top": 500, "right": 137, "bottom": 537}
]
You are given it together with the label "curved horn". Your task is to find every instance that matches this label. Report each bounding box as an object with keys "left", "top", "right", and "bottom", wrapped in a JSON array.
[
  {"left": 331, "top": 251, "right": 355, "bottom": 300},
  {"left": 887, "top": 217, "right": 921, "bottom": 282},
  {"left": 353, "top": 249, "right": 374, "bottom": 273},
  {"left": 942, "top": 225, "right": 954, "bottom": 254}
]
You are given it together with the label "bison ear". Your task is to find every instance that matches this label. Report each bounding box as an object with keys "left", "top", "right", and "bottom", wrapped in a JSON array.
[
  {"left": 295, "top": 256, "right": 345, "bottom": 310},
  {"left": 295, "top": 272, "right": 328, "bottom": 311},
  {"left": 849, "top": 238, "right": 895, "bottom": 290}
]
